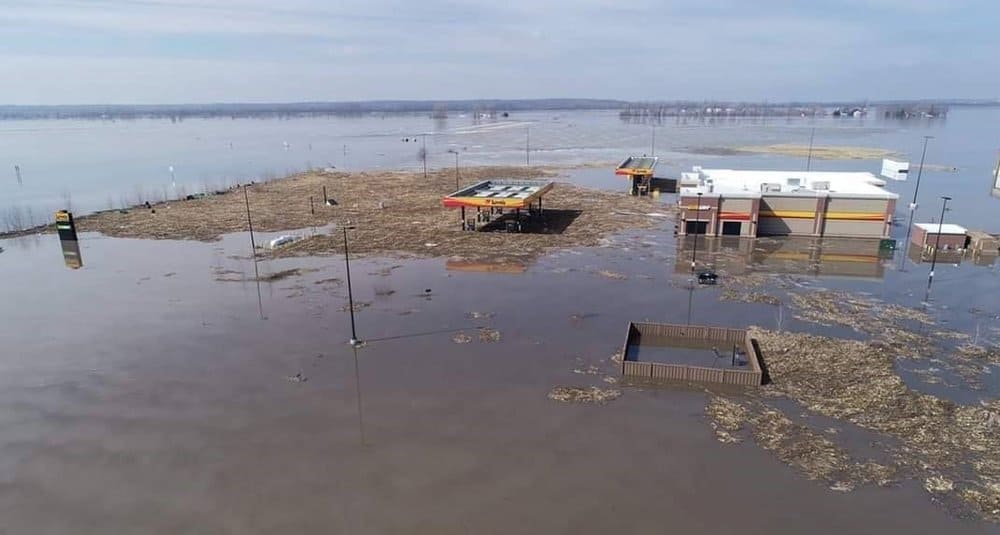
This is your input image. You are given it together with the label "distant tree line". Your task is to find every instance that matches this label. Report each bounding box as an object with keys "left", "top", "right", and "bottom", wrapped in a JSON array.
[
  {"left": 0, "top": 99, "right": 628, "bottom": 121},
  {"left": 0, "top": 98, "right": 982, "bottom": 121}
]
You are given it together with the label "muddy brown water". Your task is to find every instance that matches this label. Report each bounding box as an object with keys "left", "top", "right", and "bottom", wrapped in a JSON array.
[
  {"left": 626, "top": 336, "right": 749, "bottom": 368},
  {"left": 0, "top": 225, "right": 997, "bottom": 533}
]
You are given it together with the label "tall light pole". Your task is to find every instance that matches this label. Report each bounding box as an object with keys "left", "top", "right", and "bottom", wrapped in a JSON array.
[
  {"left": 926, "top": 195, "right": 951, "bottom": 291},
  {"left": 422, "top": 134, "right": 427, "bottom": 179},
  {"left": 911, "top": 135, "right": 933, "bottom": 207},
  {"left": 900, "top": 135, "right": 933, "bottom": 271},
  {"left": 343, "top": 225, "right": 360, "bottom": 345},
  {"left": 904, "top": 137, "right": 933, "bottom": 236},
  {"left": 168, "top": 165, "right": 176, "bottom": 199},
  {"left": 805, "top": 127, "right": 815, "bottom": 172},
  {"left": 447, "top": 149, "right": 459, "bottom": 190},
  {"left": 691, "top": 192, "right": 703, "bottom": 273},
  {"left": 525, "top": 127, "right": 530, "bottom": 166}
]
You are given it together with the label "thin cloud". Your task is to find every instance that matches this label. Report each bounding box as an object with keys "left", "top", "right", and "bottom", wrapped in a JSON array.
[{"left": 0, "top": 0, "right": 995, "bottom": 103}]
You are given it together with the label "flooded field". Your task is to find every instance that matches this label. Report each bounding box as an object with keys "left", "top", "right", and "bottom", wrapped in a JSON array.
[
  {"left": 625, "top": 336, "right": 747, "bottom": 368},
  {"left": 1, "top": 193, "right": 998, "bottom": 532},
  {"left": 4, "top": 106, "right": 1000, "bottom": 232},
  {"left": 1, "top": 107, "right": 998, "bottom": 532}
]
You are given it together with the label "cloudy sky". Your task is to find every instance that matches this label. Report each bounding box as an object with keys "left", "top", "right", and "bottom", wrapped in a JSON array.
[{"left": 1, "top": 0, "right": 996, "bottom": 104}]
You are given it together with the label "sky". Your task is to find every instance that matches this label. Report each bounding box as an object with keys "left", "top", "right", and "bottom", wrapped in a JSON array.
[{"left": 0, "top": 0, "right": 997, "bottom": 104}]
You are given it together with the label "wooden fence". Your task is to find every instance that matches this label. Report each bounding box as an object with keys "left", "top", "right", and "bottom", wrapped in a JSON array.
[{"left": 621, "top": 322, "right": 763, "bottom": 386}]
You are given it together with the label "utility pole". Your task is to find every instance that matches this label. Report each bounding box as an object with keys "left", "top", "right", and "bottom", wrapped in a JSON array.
[
  {"left": 912, "top": 135, "right": 932, "bottom": 208},
  {"left": 805, "top": 127, "right": 815, "bottom": 172},
  {"left": 14, "top": 165, "right": 22, "bottom": 186},
  {"left": 169, "top": 165, "right": 176, "bottom": 199},
  {"left": 902, "top": 135, "right": 934, "bottom": 268},
  {"left": 343, "top": 225, "right": 360, "bottom": 345},
  {"left": 926, "top": 195, "right": 951, "bottom": 292},
  {"left": 244, "top": 186, "right": 257, "bottom": 251},
  {"left": 422, "top": 134, "right": 427, "bottom": 179},
  {"left": 651, "top": 124, "right": 656, "bottom": 156},
  {"left": 526, "top": 127, "right": 530, "bottom": 166},
  {"left": 691, "top": 192, "right": 703, "bottom": 273}
]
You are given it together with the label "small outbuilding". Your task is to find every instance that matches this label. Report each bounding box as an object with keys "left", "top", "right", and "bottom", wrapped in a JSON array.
[
  {"left": 967, "top": 230, "right": 1000, "bottom": 255},
  {"left": 911, "top": 223, "right": 969, "bottom": 251}
]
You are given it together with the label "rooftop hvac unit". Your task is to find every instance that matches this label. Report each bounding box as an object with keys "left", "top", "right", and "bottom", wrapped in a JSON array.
[
  {"left": 761, "top": 183, "right": 782, "bottom": 193},
  {"left": 812, "top": 181, "right": 830, "bottom": 190}
]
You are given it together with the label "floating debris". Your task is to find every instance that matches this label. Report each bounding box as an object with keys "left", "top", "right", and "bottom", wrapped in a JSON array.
[
  {"left": 720, "top": 287, "right": 782, "bottom": 306},
  {"left": 340, "top": 301, "right": 371, "bottom": 312},
  {"left": 478, "top": 328, "right": 501, "bottom": 343},
  {"left": 597, "top": 270, "right": 628, "bottom": 280},
  {"left": 925, "top": 476, "right": 955, "bottom": 494},
  {"left": 256, "top": 268, "right": 307, "bottom": 283},
  {"left": 829, "top": 481, "right": 854, "bottom": 492},
  {"left": 706, "top": 396, "right": 897, "bottom": 488},
  {"left": 742, "top": 328, "right": 1000, "bottom": 521},
  {"left": 548, "top": 386, "right": 622, "bottom": 404},
  {"left": 955, "top": 343, "right": 1000, "bottom": 364},
  {"left": 451, "top": 333, "right": 472, "bottom": 344},
  {"left": 465, "top": 311, "right": 495, "bottom": 320},
  {"left": 706, "top": 397, "right": 749, "bottom": 444},
  {"left": 787, "top": 290, "right": 935, "bottom": 355},
  {"left": 285, "top": 373, "right": 307, "bottom": 384},
  {"left": 267, "top": 235, "right": 300, "bottom": 249},
  {"left": 735, "top": 144, "right": 898, "bottom": 160}
]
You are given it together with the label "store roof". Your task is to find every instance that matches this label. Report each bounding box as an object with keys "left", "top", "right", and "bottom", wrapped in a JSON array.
[
  {"left": 680, "top": 167, "right": 897, "bottom": 199},
  {"left": 914, "top": 223, "right": 967, "bottom": 235}
]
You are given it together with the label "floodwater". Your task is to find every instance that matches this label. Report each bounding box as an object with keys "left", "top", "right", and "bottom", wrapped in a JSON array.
[
  {"left": 1, "top": 108, "right": 999, "bottom": 531},
  {"left": 625, "top": 336, "right": 748, "bottom": 368},
  {"left": 1, "top": 216, "right": 997, "bottom": 532},
  {"left": 3, "top": 107, "right": 1000, "bottom": 231}
]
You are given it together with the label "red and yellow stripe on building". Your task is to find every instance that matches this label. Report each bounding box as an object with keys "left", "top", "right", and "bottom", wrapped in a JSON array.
[{"left": 758, "top": 209, "right": 884, "bottom": 221}]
